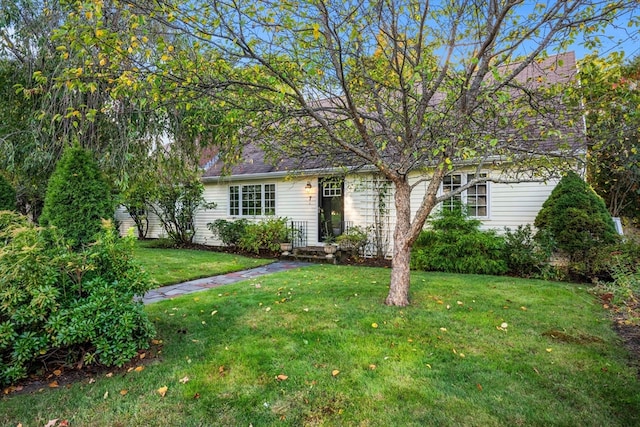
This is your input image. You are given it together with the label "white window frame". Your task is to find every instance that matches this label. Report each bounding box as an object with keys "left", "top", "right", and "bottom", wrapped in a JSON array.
[
  {"left": 228, "top": 183, "right": 276, "bottom": 217},
  {"left": 441, "top": 173, "right": 489, "bottom": 218}
]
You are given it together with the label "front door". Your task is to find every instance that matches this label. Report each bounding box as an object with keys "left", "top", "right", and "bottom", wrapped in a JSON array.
[{"left": 318, "top": 178, "right": 344, "bottom": 242}]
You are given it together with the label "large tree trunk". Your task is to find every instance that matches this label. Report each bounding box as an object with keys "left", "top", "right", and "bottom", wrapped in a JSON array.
[{"left": 385, "top": 180, "right": 413, "bottom": 306}]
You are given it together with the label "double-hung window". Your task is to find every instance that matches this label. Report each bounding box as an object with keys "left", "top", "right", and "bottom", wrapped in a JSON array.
[
  {"left": 442, "top": 173, "right": 488, "bottom": 217},
  {"left": 229, "top": 184, "right": 276, "bottom": 216}
]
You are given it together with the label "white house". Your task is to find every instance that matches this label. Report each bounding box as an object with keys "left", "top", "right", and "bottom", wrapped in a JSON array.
[{"left": 116, "top": 52, "right": 582, "bottom": 256}]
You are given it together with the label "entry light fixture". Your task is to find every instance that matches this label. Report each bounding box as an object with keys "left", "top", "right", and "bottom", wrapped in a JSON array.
[{"left": 305, "top": 181, "right": 313, "bottom": 202}]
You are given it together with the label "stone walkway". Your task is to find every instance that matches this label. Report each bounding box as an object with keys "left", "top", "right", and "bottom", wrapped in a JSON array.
[{"left": 141, "top": 260, "right": 311, "bottom": 304}]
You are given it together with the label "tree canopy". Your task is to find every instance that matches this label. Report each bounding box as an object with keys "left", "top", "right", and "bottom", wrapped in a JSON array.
[
  {"left": 13, "top": 0, "right": 640, "bottom": 305},
  {"left": 579, "top": 53, "right": 640, "bottom": 220}
]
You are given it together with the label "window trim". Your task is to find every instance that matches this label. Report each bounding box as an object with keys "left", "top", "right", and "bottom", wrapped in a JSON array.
[
  {"left": 441, "top": 172, "right": 490, "bottom": 218},
  {"left": 228, "top": 183, "right": 277, "bottom": 217}
]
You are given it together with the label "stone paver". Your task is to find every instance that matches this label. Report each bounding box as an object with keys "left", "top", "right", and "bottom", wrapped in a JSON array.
[{"left": 141, "top": 261, "right": 311, "bottom": 304}]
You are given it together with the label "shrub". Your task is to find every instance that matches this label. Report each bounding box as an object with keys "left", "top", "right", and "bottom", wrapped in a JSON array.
[
  {"left": 207, "top": 219, "right": 250, "bottom": 246},
  {"left": 152, "top": 179, "right": 216, "bottom": 246},
  {"left": 0, "top": 212, "right": 155, "bottom": 387},
  {"left": 0, "top": 175, "right": 16, "bottom": 211},
  {"left": 238, "top": 217, "right": 289, "bottom": 254},
  {"left": 39, "top": 144, "right": 114, "bottom": 249},
  {"left": 534, "top": 171, "right": 619, "bottom": 278},
  {"left": 336, "top": 225, "right": 369, "bottom": 255},
  {"left": 503, "top": 225, "right": 554, "bottom": 278},
  {"left": 411, "top": 206, "right": 507, "bottom": 275}
]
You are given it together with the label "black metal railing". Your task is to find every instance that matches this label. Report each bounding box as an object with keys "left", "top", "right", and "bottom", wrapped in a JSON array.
[{"left": 289, "top": 221, "right": 307, "bottom": 248}]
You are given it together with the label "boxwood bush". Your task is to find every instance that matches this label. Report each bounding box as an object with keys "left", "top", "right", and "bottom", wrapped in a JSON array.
[
  {"left": 0, "top": 211, "right": 155, "bottom": 387},
  {"left": 411, "top": 206, "right": 507, "bottom": 275}
]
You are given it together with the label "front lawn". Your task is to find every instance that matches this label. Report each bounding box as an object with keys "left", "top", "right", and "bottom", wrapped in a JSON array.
[
  {"left": 2, "top": 265, "right": 639, "bottom": 426},
  {"left": 132, "top": 240, "right": 274, "bottom": 286}
]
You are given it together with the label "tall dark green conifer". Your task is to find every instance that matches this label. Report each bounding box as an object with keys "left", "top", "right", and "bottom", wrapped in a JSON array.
[
  {"left": 40, "top": 144, "right": 114, "bottom": 248},
  {"left": 535, "top": 171, "right": 618, "bottom": 261}
]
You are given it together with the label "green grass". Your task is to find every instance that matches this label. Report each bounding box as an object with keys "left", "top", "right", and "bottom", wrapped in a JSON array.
[
  {"left": 132, "top": 240, "right": 274, "bottom": 286},
  {"left": 2, "top": 265, "right": 640, "bottom": 426}
]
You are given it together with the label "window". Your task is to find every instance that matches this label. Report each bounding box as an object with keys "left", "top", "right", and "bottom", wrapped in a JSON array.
[
  {"left": 229, "top": 184, "right": 276, "bottom": 216},
  {"left": 442, "top": 173, "right": 489, "bottom": 217},
  {"left": 323, "top": 182, "right": 342, "bottom": 197}
]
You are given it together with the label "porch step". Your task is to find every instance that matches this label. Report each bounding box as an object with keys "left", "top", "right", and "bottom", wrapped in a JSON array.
[{"left": 280, "top": 246, "right": 343, "bottom": 264}]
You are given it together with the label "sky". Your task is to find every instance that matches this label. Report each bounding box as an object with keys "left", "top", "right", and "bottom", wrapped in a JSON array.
[{"left": 567, "top": 9, "right": 640, "bottom": 61}]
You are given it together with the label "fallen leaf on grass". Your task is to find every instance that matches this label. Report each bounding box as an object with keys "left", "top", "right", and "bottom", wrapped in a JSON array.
[
  {"left": 120, "top": 389, "right": 128, "bottom": 396},
  {"left": 134, "top": 366, "right": 144, "bottom": 372},
  {"left": 105, "top": 372, "right": 113, "bottom": 378},
  {"left": 53, "top": 369, "right": 62, "bottom": 376},
  {"left": 179, "top": 376, "right": 190, "bottom": 384},
  {"left": 48, "top": 381, "right": 59, "bottom": 388},
  {"left": 59, "top": 421, "right": 69, "bottom": 427},
  {"left": 44, "top": 420, "right": 58, "bottom": 427},
  {"left": 157, "top": 386, "right": 168, "bottom": 397},
  {"left": 151, "top": 339, "right": 162, "bottom": 345},
  {"left": 103, "top": 391, "right": 109, "bottom": 399},
  {"left": 477, "top": 383, "right": 483, "bottom": 391},
  {"left": 371, "top": 323, "right": 379, "bottom": 328},
  {"left": 331, "top": 370, "right": 340, "bottom": 377},
  {"left": 276, "top": 374, "right": 288, "bottom": 381},
  {"left": 546, "top": 348, "right": 553, "bottom": 353},
  {"left": 369, "top": 364, "right": 376, "bottom": 370}
]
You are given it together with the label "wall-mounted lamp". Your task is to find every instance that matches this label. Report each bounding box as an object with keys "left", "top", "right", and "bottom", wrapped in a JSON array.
[{"left": 304, "top": 181, "right": 313, "bottom": 202}]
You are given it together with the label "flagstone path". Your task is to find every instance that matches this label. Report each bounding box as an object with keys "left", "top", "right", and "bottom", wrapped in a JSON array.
[{"left": 141, "top": 260, "right": 311, "bottom": 304}]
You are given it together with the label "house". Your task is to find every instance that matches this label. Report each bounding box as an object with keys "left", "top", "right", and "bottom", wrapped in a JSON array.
[{"left": 116, "top": 52, "right": 584, "bottom": 257}]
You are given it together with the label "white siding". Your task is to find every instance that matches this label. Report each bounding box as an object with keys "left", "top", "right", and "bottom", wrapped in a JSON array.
[
  {"left": 116, "top": 171, "right": 558, "bottom": 252},
  {"left": 478, "top": 179, "right": 558, "bottom": 232}
]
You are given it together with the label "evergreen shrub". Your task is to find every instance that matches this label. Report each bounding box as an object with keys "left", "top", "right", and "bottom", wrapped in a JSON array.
[
  {"left": 503, "top": 224, "right": 555, "bottom": 278},
  {"left": 534, "top": 171, "right": 618, "bottom": 278},
  {"left": 411, "top": 206, "right": 507, "bottom": 275},
  {"left": 39, "top": 144, "right": 114, "bottom": 249},
  {"left": 0, "top": 212, "right": 155, "bottom": 387}
]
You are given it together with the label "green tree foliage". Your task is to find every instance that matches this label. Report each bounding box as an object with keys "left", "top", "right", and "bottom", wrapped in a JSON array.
[
  {"left": 0, "top": 211, "right": 155, "bottom": 387},
  {"left": 411, "top": 207, "right": 507, "bottom": 276},
  {"left": 40, "top": 144, "right": 114, "bottom": 248},
  {"left": 0, "top": 175, "right": 16, "bottom": 211},
  {"left": 149, "top": 150, "right": 216, "bottom": 245},
  {"left": 534, "top": 171, "right": 618, "bottom": 266},
  {"left": 579, "top": 53, "right": 640, "bottom": 220},
  {"left": 54, "top": 0, "right": 639, "bottom": 306}
]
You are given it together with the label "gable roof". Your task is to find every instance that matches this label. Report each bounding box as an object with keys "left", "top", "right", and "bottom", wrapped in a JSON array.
[{"left": 202, "top": 52, "right": 582, "bottom": 180}]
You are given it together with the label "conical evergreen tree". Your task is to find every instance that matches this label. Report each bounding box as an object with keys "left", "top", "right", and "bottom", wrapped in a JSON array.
[
  {"left": 535, "top": 171, "right": 618, "bottom": 260},
  {"left": 40, "top": 144, "right": 114, "bottom": 248}
]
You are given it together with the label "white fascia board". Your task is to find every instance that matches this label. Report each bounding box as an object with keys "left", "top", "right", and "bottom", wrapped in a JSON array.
[{"left": 200, "top": 165, "right": 378, "bottom": 184}]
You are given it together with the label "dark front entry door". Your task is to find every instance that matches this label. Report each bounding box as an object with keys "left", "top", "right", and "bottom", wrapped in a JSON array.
[{"left": 318, "top": 178, "right": 344, "bottom": 242}]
